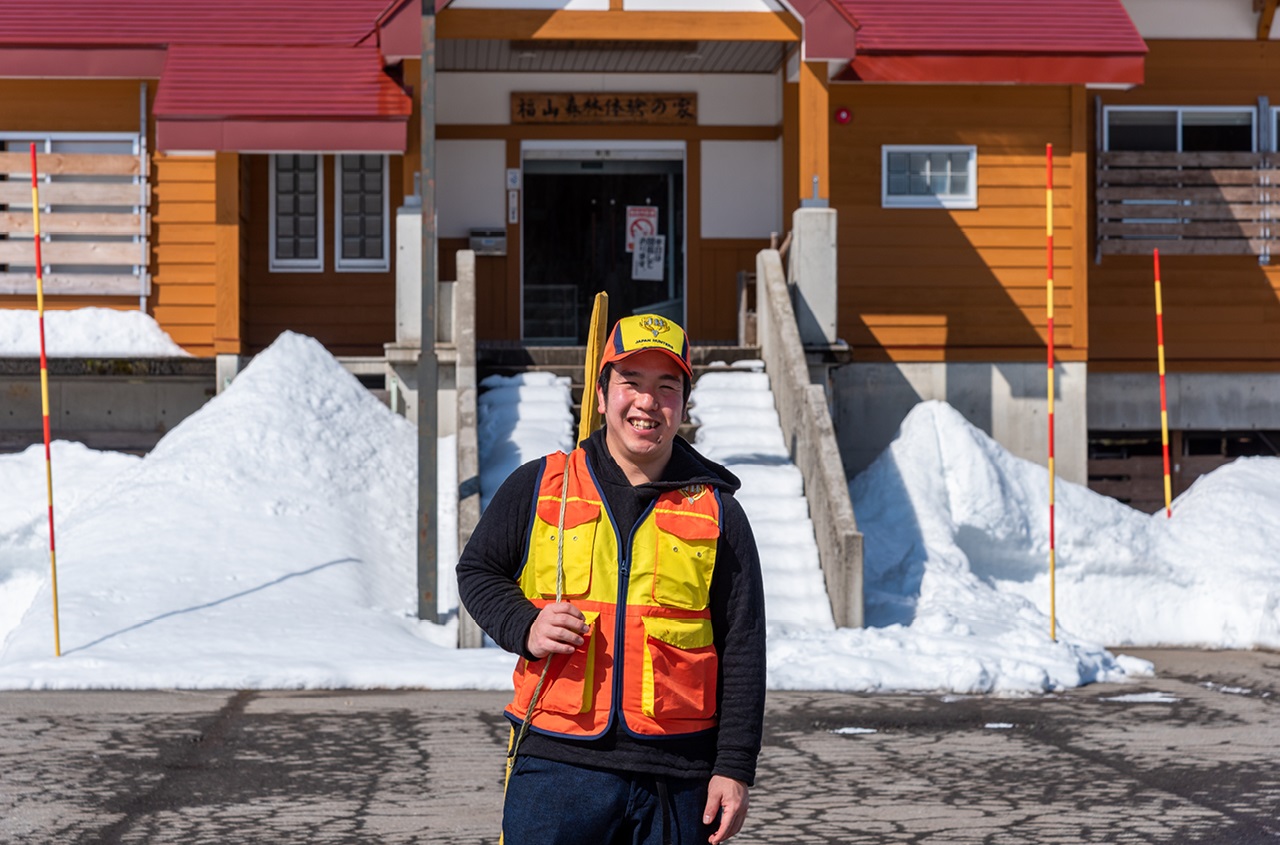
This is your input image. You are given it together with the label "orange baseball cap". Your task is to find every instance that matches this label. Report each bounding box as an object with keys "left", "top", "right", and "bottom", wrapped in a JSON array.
[{"left": 599, "top": 314, "right": 693, "bottom": 380}]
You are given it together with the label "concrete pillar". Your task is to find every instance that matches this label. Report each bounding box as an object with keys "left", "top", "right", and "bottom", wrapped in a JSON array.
[
  {"left": 395, "top": 198, "right": 423, "bottom": 347},
  {"left": 788, "top": 206, "right": 838, "bottom": 348},
  {"left": 387, "top": 199, "right": 425, "bottom": 423},
  {"left": 215, "top": 354, "right": 244, "bottom": 394}
]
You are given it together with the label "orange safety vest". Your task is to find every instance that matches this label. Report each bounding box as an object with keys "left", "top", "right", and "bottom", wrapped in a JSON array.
[{"left": 505, "top": 448, "right": 722, "bottom": 739}]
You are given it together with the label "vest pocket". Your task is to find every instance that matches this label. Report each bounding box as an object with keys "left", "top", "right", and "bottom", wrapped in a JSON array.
[
  {"left": 530, "top": 504, "right": 599, "bottom": 598},
  {"left": 640, "top": 616, "right": 718, "bottom": 720},
  {"left": 517, "top": 610, "right": 601, "bottom": 717},
  {"left": 651, "top": 524, "right": 717, "bottom": 610}
]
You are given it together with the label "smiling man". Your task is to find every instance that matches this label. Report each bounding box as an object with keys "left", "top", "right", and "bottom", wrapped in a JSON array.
[{"left": 458, "top": 314, "right": 766, "bottom": 845}]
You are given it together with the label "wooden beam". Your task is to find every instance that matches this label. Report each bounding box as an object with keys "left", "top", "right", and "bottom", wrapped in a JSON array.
[
  {"left": 797, "top": 61, "right": 829, "bottom": 204},
  {"left": 0, "top": 273, "right": 146, "bottom": 296},
  {"left": 439, "top": 9, "right": 801, "bottom": 42},
  {"left": 1070, "top": 85, "right": 1088, "bottom": 353},
  {"left": 1259, "top": 0, "right": 1278, "bottom": 40},
  {"left": 0, "top": 241, "right": 139, "bottom": 264},
  {"left": 213, "top": 152, "right": 242, "bottom": 354},
  {"left": 0, "top": 211, "right": 143, "bottom": 236},
  {"left": 0, "top": 182, "right": 149, "bottom": 206},
  {"left": 0, "top": 151, "right": 140, "bottom": 177}
]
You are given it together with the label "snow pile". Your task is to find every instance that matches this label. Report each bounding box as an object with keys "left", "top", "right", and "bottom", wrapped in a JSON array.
[
  {"left": 477, "top": 371, "right": 574, "bottom": 510},
  {"left": 0, "top": 332, "right": 511, "bottom": 690},
  {"left": 853, "top": 401, "right": 1280, "bottom": 651},
  {"left": 0, "top": 307, "right": 190, "bottom": 357}
]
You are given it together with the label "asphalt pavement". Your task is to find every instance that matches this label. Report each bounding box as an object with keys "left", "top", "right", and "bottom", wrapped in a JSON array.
[{"left": 1, "top": 648, "right": 1277, "bottom": 844}]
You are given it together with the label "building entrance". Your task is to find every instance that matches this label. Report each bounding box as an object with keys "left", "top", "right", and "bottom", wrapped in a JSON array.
[{"left": 522, "top": 151, "right": 684, "bottom": 343}]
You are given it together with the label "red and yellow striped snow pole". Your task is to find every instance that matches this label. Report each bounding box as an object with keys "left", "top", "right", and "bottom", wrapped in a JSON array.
[
  {"left": 1045, "top": 143, "right": 1057, "bottom": 642},
  {"left": 1154, "top": 249, "right": 1172, "bottom": 518},
  {"left": 30, "top": 143, "right": 61, "bottom": 656}
]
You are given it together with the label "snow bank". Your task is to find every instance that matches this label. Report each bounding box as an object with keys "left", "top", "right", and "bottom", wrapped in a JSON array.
[
  {"left": 0, "top": 307, "right": 189, "bottom": 357},
  {"left": 0, "top": 332, "right": 511, "bottom": 690}
]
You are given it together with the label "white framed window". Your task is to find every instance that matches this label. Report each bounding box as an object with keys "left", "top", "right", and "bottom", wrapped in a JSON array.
[
  {"left": 1104, "top": 106, "right": 1255, "bottom": 152},
  {"left": 335, "top": 154, "right": 389, "bottom": 272},
  {"left": 881, "top": 145, "right": 977, "bottom": 209},
  {"left": 269, "top": 154, "right": 324, "bottom": 272}
]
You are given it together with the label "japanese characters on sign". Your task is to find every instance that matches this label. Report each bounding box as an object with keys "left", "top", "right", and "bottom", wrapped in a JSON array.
[
  {"left": 632, "top": 234, "right": 666, "bottom": 282},
  {"left": 511, "top": 93, "right": 697, "bottom": 125}
]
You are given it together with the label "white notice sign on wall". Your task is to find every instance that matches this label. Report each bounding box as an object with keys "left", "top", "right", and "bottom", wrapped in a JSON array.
[{"left": 632, "top": 234, "right": 665, "bottom": 282}]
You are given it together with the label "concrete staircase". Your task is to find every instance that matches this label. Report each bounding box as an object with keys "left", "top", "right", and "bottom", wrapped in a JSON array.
[{"left": 689, "top": 366, "right": 835, "bottom": 630}]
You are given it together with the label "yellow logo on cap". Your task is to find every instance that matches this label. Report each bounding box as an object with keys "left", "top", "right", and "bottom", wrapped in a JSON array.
[{"left": 638, "top": 315, "right": 670, "bottom": 338}]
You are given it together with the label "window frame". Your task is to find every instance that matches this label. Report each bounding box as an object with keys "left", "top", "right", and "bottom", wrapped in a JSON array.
[
  {"left": 881, "top": 144, "right": 978, "bottom": 210},
  {"left": 1102, "top": 105, "right": 1257, "bottom": 152},
  {"left": 269, "top": 154, "right": 325, "bottom": 273},
  {"left": 334, "top": 154, "right": 391, "bottom": 273}
]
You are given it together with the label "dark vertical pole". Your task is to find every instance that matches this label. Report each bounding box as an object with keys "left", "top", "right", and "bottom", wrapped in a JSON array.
[{"left": 417, "top": 0, "right": 439, "bottom": 622}]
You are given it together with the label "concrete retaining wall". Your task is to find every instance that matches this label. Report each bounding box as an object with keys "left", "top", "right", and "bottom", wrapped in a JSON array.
[
  {"left": 1090, "top": 372, "right": 1280, "bottom": 431},
  {"left": 756, "top": 248, "right": 864, "bottom": 629},
  {"left": 832, "top": 361, "right": 1089, "bottom": 486}
]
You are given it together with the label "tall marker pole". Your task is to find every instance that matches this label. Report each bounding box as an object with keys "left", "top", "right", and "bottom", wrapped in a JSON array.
[
  {"left": 1045, "top": 143, "right": 1057, "bottom": 643},
  {"left": 30, "top": 143, "right": 61, "bottom": 656},
  {"left": 578, "top": 292, "right": 609, "bottom": 446},
  {"left": 1153, "top": 249, "right": 1172, "bottom": 518}
]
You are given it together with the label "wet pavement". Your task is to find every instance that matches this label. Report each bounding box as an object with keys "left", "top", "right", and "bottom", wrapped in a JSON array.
[{"left": 1, "top": 648, "right": 1277, "bottom": 844}]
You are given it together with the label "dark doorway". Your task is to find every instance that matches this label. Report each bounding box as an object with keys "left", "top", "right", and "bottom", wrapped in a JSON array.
[{"left": 522, "top": 157, "right": 684, "bottom": 342}]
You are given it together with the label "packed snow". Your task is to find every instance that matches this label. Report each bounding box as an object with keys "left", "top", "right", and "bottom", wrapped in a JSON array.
[
  {"left": 0, "top": 320, "right": 1276, "bottom": 693},
  {"left": 0, "top": 307, "right": 190, "bottom": 357},
  {"left": 690, "top": 365, "right": 833, "bottom": 629}
]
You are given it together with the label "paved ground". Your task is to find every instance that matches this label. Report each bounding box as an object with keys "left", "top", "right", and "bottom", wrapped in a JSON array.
[{"left": 1, "top": 648, "right": 1277, "bottom": 844}]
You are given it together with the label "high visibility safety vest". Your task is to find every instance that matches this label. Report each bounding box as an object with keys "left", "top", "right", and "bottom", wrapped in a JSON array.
[{"left": 505, "top": 448, "right": 722, "bottom": 739}]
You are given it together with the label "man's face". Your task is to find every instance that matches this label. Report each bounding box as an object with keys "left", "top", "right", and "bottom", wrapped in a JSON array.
[{"left": 596, "top": 350, "right": 686, "bottom": 480}]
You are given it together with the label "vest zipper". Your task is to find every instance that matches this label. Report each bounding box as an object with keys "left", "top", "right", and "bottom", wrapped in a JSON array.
[{"left": 612, "top": 497, "right": 657, "bottom": 733}]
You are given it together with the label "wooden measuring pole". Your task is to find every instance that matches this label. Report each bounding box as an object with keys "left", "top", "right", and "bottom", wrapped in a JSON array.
[
  {"left": 578, "top": 292, "right": 609, "bottom": 446},
  {"left": 30, "top": 143, "right": 61, "bottom": 656},
  {"left": 1045, "top": 143, "right": 1057, "bottom": 643},
  {"left": 1154, "top": 249, "right": 1173, "bottom": 518}
]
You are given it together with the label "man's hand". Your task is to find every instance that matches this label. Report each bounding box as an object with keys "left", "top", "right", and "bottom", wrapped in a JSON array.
[
  {"left": 703, "top": 775, "right": 749, "bottom": 844},
  {"left": 526, "top": 602, "right": 589, "bottom": 659}
]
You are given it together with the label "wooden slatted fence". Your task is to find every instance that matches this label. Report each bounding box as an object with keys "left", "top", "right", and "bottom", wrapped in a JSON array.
[
  {"left": 0, "top": 149, "right": 150, "bottom": 297},
  {"left": 1097, "top": 151, "right": 1280, "bottom": 259}
]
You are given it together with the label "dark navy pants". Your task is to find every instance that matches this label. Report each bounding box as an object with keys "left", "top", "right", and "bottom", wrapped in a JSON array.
[{"left": 502, "top": 754, "right": 712, "bottom": 845}]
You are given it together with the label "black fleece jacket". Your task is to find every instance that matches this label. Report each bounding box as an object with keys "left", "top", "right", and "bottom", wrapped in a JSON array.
[{"left": 456, "top": 427, "right": 767, "bottom": 786}]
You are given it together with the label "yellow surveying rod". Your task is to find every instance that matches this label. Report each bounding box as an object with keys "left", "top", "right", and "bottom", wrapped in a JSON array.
[{"left": 577, "top": 292, "right": 609, "bottom": 446}]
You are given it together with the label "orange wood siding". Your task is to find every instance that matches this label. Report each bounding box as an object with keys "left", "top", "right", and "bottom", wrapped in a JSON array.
[
  {"left": 1092, "top": 41, "right": 1280, "bottom": 372},
  {"left": 150, "top": 154, "right": 217, "bottom": 355},
  {"left": 694, "top": 239, "right": 767, "bottom": 344},
  {"left": 242, "top": 155, "right": 402, "bottom": 356},
  {"left": 830, "top": 85, "right": 1085, "bottom": 363}
]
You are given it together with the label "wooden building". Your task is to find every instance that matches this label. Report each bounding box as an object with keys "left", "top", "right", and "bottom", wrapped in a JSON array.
[{"left": 4, "top": 0, "right": 1278, "bottom": 508}]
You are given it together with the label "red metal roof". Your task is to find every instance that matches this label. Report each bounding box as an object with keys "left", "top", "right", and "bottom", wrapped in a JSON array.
[
  {"left": 0, "top": 1, "right": 416, "bottom": 152},
  {"left": 830, "top": 0, "right": 1146, "bottom": 86},
  {"left": 0, "top": 0, "right": 401, "bottom": 48},
  {"left": 154, "top": 44, "right": 411, "bottom": 152},
  {"left": 155, "top": 45, "right": 410, "bottom": 118}
]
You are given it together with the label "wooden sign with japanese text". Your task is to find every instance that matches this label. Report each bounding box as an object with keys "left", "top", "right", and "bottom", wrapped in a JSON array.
[{"left": 511, "top": 93, "right": 696, "bottom": 125}]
